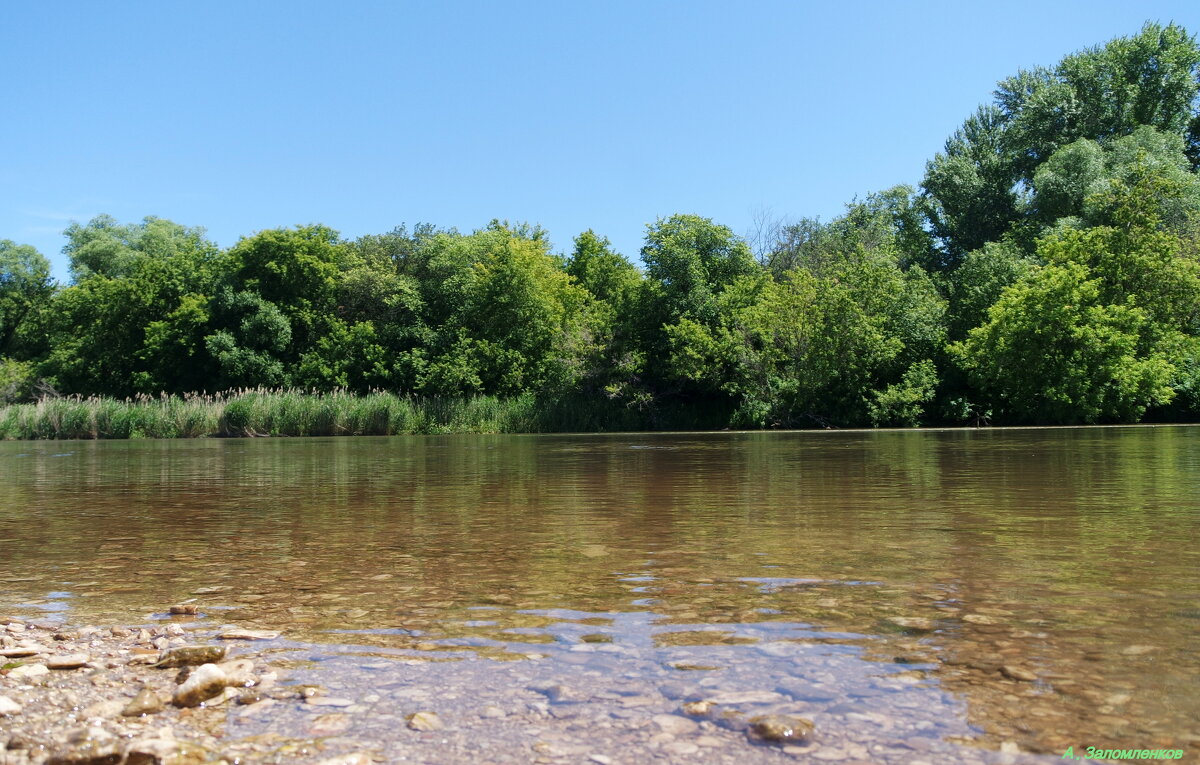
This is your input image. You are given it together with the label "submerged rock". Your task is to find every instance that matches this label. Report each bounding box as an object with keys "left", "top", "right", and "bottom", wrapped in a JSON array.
[
  {"left": 748, "top": 714, "right": 815, "bottom": 744},
  {"left": 1000, "top": 665, "right": 1037, "bottom": 682},
  {"left": 154, "top": 646, "right": 226, "bottom": 669},
  {"left": 217, "top": 629, "right": 279, "bottom": 641},
  {"left": 407, "top": 711, "right": 444, "bottom": 731},
  {"left": 886, "top": 616, "right": 936, "bottom": 632}
]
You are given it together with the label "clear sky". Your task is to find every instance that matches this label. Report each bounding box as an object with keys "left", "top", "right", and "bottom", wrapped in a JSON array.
[{"left": 3, "top": 1, "right": 1198, "bottom": 281}]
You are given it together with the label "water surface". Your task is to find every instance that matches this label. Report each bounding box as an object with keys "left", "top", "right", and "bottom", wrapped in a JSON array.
[{"left": 2, "top": 428, "right": 1197, "bottom": 761}]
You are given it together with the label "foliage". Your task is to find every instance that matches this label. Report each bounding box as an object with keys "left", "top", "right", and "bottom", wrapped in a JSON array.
[{"left": 0, "top": 240, "right": 53, "bottom": 358}]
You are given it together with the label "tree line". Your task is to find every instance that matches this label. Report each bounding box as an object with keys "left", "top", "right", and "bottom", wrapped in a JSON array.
[{"left": 2, "top": 22, "right": 1199, "bottom": 428}]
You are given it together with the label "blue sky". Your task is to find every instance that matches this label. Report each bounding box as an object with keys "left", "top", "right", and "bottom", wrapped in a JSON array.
[{"left": 3, "top": 1, "right": 1198, "bottom": 281}]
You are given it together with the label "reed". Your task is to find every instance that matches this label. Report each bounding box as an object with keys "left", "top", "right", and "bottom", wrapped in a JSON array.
[{"left": 0, "top": 388, "right": 686, "bottom": 440}]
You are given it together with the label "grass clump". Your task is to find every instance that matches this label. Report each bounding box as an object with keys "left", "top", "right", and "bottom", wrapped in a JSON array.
[{"left": 0, "top": 388, "right": 682, "bottom": 440}]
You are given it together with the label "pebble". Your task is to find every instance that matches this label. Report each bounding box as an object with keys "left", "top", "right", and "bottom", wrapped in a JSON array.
[
  {"left": 1000, "top": 665, "right": 1037, "bottom": 682},
  {"left": 1120, "top": 645, "right": 1157, "bottom": 656},
  {"left": 217, "top": 629, "right": 280, "bottom": 641},
  {"left": 663, "top": 740, "right": 700, "bottom": 755},
  {"left": 82, "top": 699, "right": 127, "bottom": 718},
  {"left": 121, "top": 687, "right": 165, "bottom": 716},
  {"left": 653, "top": 713, "right": 699, "bottom": 735},
  {"left": 0, "top": 695, "right": 22, "bottom": 715},
  {"left": 9, "top": 663, "right": 49, "bottom": 679},
  {"left": 886, "top": 617, "right": 935, "bottom": 632},
  {"left": 214, "top": 658, "right": 256, "bottom": 687},
  {"left": 748, "top": 714, "right": 815, "bottom": 743},
  {"left": 172, "top": 663, "right": 228, "bottom": 707},
  {"left": 154, "top": 645, "right": 227, "bottom": 668},
  {"left": 962, "top": 614, "right": 1001, "bottom": 625},
  {"left": 407, "top": 711, "right": 444, "bottom": 731},
  {"left": 0, "top": 645, "right": 47, "bottom": 658},
  {"left": 704, "top": 690, "right": 785, "bottom": 705},
  {"left": 168, "top": 604, "right": 199, "bottom": 615},
  {"left": 306, "top": 696, "right": 355, "bottom": 707},
  {"left": 46, "top": 653, "right": 90, "bottom": 670},
  {"left": 315, "top": 754, "right": 373, "bottom": 765},
  {"left": 309, "top": 713, "right": 351, "bottom": 736}
]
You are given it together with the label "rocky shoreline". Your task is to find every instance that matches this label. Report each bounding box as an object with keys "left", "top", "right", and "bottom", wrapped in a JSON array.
[
  {"left": 1, "top": 614, "right": 830, "bottom": 765},
  {"left": 0, "top": 616, "right": 375, "bottom": 765}
]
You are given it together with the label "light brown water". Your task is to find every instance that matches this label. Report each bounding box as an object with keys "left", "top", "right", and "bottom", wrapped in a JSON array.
[{"left": 1, "top": 428, "right": 1197, "bottom": 762}]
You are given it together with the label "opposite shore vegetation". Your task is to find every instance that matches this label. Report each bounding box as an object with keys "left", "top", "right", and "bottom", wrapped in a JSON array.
[{"left": 3, "top": 23, "right": 1200, "bottom": 438}]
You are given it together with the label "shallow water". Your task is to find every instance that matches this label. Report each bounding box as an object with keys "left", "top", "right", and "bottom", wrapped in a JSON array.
[{"left": 1, "top": 428, "right": 1197, "bottom": 761}]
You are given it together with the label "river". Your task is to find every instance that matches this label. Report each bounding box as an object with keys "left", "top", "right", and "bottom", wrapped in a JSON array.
[{"left": 1, "top": 427, "right": 1197, "bottom": 762}]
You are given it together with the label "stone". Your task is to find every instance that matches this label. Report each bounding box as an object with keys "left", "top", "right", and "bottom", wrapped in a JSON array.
[
  {"left": 663, "top": 741, "right": 700, "bottom": 755},
  {"left": 1120, "top": 645, "right": 1157, "bottom": 656},
  {"left": 962, "top": 614, "right": 1000, "bottom": 625},
  {"left": 154, "top": 645, "right": 227, "bottom": 668},
  {"left": 314, "top": 755, "right": 373, "bottom": 765},
  {"left": 1000, "top": 665, "right": 1037, "bottom": 682},
  {"left": 653, "top": 714, "right": 699, "bottom": 735},
  {"left": 238, "top": 689, "right": 268, "bottom": 705},
  {"left": 748, "top": 715, "right": 815, "bottom": 743},
  {"left": 0, "top": 645, "right": 47, "bottom": 658},
  {"left": 704, "top": 690, "right": 785, "bottom": 705},
  {"left": 217, "top": 629, "right": 280, "bottom": 641},
  {"left": 588, "top": 756, "right": 613, "bottom": 765},
  {"left": 886, "top": 617, "right": 935, "bottom": 632},
  {"left": 306, "top": 696, "right": 354, "bottom": 707},
  {"left": 81, "top": 699, "right": 127, "bottom": 718},
  {"left": 122, "top": 688, "right": 165, "bottom": 716},
  {"left": 135, "top": 741, "right": 194, "bottom": 765},
  {"left": 309, "top": 713, "right": 351, "bottom": 736},
  {"left": 480, "top": 704, "right": 506, "bottom": 718},
  {"left": 9, "top": 663, "right": 49, "bottom": 679},
  {"left": 0, "top": 695, "right": 21, "bottom": 715},
  {"left": 124, "top": 736, "right": 209, "bottom": 765},
  {"left": 47, "top": 653, "right": 90, "bottom": 670},
  {"left": 682, "top": 700, "right": 716, "bottom": 717},
  {"left": 407, "top": 711, "right": 444, "bottom": 731},
  {"left": 168, "top": 605, "right": 198, "bottom": 615},
  {"left": 46, "top": 728, "right": 122, "bottom": 765},
  {"left": 214, "top": 658, "right": 256, "bottom": 687},
  {"left": 171, "top": 663, "right": 228, "bottom": 707}
]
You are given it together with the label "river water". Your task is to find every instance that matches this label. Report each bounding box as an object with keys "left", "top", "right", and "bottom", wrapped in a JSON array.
[{"left": 1, "top": 428, "right": 1197, "bottom": 763}]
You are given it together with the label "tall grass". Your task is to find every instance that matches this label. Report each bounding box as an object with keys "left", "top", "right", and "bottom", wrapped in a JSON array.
[{"left": 0, "top": 389, "right": 700, "bottom": 440}]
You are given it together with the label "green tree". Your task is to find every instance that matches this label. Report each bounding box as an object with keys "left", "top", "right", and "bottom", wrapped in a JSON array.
[
  {"left": 63, "top": 215, "right": 218, "bottom": 283},
  {"left": 0, "top": 240, "right": 53, "bottom": 357},
  {"left": 953, "top": 262, "right": 1175, "bottom": 423},
  {"left": 40, "top": 218, "right": 221, "bottom": 395},
  {"left": 641, "top": 214, "right": 759, "bottom": 326},
  {"left": 418, "top": 226, "right": 596, "bottom": 396}
]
